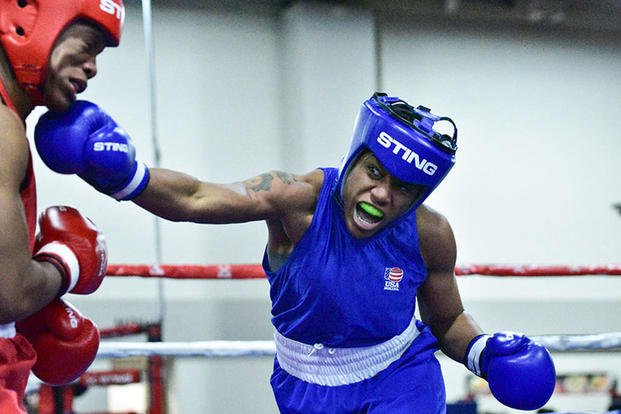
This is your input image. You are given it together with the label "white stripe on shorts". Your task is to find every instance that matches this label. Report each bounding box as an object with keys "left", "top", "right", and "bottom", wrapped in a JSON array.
[{"left": 274, "top": 316, "right": 419, "bottom": 387}]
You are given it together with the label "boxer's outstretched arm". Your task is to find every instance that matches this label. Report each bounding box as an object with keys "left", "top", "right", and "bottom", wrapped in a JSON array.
[
  {"left": 34, "top": 101, "right": 320, "bottom": 225},
  {"left": 134, "top": 167, "right": 319, "bottom": 225}
]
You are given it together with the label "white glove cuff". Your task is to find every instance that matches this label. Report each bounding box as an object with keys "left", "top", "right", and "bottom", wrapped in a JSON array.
[
  {"left": 112, "top": 162, "right": 149, "bottom": 200},
  {"left": 466, "top": 334, "right": 491, "bottom": 377},
  {"left": 35, "top": 242, "right": 80, "bottom": 292}
]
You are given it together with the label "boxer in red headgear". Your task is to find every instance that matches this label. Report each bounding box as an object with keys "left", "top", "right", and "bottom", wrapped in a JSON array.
[{"left": 0, "top": 1, "right": 123, "bottom": 411}]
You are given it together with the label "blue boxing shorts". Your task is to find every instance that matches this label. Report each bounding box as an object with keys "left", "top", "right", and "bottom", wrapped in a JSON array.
[{"left": 270, "top": 321, "right": 446, "bottom": 414}]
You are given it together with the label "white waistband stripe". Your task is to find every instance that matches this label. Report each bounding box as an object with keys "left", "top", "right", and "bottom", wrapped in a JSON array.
[{"left": 274, "top": 317, "right": 419, "bottom": 386}]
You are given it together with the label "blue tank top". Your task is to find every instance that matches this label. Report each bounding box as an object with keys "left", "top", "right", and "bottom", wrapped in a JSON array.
[{"left": 263, "top": 168, "right": 429, "bottom": 348}]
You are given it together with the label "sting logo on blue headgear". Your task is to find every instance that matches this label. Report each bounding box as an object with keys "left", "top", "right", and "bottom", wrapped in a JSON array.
[{"left": 336, "top": 92, "right": 458, "bottom": 213}]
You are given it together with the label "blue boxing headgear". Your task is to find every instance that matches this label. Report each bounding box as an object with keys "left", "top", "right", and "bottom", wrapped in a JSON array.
[{"left": 337, "top": 92, "right": 458, "bottom": 212}]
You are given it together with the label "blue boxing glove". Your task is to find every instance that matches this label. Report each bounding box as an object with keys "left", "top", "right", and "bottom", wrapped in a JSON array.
[
  {"left": 466, "top": 332, "right": 556, "bottom": 410},
  {"left": 34, "top": 101, "right": 149, "bottom": 200}
]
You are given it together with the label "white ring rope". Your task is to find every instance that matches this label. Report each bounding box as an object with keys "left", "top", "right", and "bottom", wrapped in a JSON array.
[
  {"left": 98, "top": 340, "right": 276, "bottom": 358},
  {"left": 96, "top": 332, "right": 621, "bottom": 358},
  {"left": 533, "top": 332, "right": 621, "bottom": 352}
]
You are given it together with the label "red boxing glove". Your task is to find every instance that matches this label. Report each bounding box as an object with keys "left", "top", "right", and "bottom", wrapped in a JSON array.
[
  {"left": 16, "top": 298, "right": 100, "bottom": 385},
  {"left": 34, "top": 205, "right": 107, "bottom": 295}
]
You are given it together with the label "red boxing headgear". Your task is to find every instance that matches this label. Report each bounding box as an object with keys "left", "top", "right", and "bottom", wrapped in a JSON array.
[{"left": 0, "top": 0, "right": 124, "bottom": 104}]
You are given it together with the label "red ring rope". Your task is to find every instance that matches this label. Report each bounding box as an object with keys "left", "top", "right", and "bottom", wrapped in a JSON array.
[{"left": 106, "top": 263, "right": 621, "bottom": 279}]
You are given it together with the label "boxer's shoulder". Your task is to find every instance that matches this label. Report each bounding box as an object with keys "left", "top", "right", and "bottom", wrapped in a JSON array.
[
  {"left": 417, "top": 205, "right": 456, "bottom": 271},
  {"left": 0, "top": 106, "right": 29, "bottom": 183}
]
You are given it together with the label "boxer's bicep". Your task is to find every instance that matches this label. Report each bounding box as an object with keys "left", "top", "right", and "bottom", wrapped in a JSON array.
[{"left": 242, "top": 170, "right": 316, "bottom": 220}]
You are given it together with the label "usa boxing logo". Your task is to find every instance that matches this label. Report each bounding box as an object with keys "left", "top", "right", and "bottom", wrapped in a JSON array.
[{"left": 383, "top": 267, "right": 404, "bottom": 291}]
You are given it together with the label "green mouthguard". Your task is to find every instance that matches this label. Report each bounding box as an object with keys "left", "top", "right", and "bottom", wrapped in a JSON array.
[{"left": 359, "top": 202, "right": 384, "bottom": 218}]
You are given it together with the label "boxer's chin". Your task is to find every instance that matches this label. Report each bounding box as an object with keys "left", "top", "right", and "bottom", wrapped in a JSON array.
[{"left": 43, "top": 81, "right": 75, "bottom": 113}]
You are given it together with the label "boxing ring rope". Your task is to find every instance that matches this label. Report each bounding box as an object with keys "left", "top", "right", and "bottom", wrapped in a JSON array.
[
  {"left": 96, "top": 333, "right": 621, "bottom": 359},
  {"left": 99, "top": 262, "right": 621, "bottom": 357},
  {"left": 107, "top": 263, "right": 621, "bottom": 279}
]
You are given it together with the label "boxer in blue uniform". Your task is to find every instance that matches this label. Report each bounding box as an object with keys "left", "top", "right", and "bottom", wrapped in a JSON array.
[{"left": 35, "top": 93, "right": 556, "bottom": 412}]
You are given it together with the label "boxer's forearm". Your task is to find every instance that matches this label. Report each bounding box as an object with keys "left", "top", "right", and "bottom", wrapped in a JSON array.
[
  {"left": 436, "top": 311, "right": 483, "bottom": 363},
  {"left": 134, "top": 167, "right": 268, "bottom": 224}
]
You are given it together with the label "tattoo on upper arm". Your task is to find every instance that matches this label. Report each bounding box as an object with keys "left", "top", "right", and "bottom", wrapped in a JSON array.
[
  {"left": 245, "top": 173, "right": 274, "bottom": 192},
  {"left": 275, "top": 171, "right": 297, "bottom": 185},
  {"left": 245, "top": 171, "right": 298, "bottom": 193}
]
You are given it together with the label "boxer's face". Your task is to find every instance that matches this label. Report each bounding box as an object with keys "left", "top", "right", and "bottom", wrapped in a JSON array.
[
  {"left": 43, "top": 22, "right": 106, "bottom": 112},
  {"left": 342, "top": 152, "right": 423, "bottom": 238}
]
